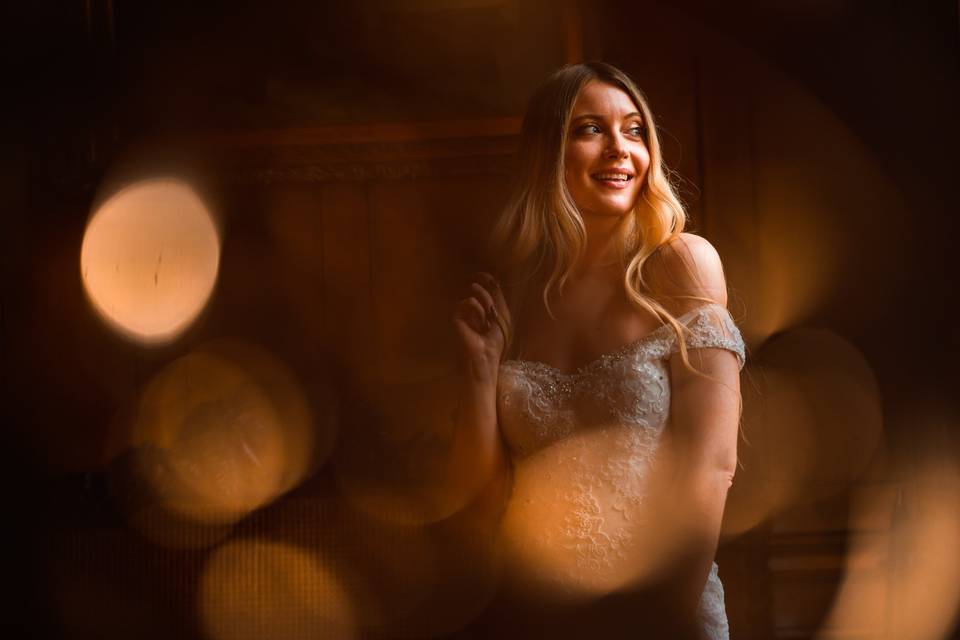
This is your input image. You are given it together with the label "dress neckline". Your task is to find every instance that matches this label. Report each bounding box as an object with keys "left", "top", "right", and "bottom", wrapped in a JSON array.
[
  {"left": 501, "top": 303, "right": 721, "bottom": 378},
  {"left": 502, "top": 315, "right": 676, "bottom": 378}
]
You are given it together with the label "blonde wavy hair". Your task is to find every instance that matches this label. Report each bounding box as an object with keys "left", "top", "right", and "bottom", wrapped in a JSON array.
[{"left": 491, "top": 62, "right": 701, "bottom": 365}]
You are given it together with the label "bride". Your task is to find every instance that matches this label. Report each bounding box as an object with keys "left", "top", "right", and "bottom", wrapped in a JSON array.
[{"left": 450, "top": 62, "right": 744, "bottom": 639}]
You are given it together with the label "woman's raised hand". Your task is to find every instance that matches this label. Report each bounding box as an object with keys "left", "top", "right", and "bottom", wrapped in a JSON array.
[{"left": 452, "top": 273, "right": 510, "bottom": 385}]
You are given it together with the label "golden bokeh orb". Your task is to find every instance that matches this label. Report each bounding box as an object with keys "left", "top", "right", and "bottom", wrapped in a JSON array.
[
  {"left": 114, "top": 340, "right": 329, "bottom": 549},
  {"left": 80, "top": 178, "right": 220, "bottom": 344},
  {"left": 201, "top": 540, "right": 355, "bottom": 640}
]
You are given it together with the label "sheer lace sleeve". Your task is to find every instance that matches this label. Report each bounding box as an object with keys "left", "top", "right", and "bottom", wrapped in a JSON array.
[{"left": 664, "top": 303, "right": 746, "bottom": 369}]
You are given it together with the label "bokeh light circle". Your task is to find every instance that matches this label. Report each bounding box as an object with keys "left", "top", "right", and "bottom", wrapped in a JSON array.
[
  {"left": 724, "top": 328, "right": 884, "bottom": 538},
  {"left": 115, "top": 340, "right": 332, "bottom": 548},
  {"left": 201, "top": 540, "right": 355, "bottom": 640},
  {"left": 334, "top": 375, "right": 490, "bottom": 526},
  {"left": 80, "top": 177, "right": 220, "bottom": 344},
  {"left": 823, "top": 447, "right": 960, "bottom": 639},
  {"left": 498, "top": 425, "right": 661, "bottom": 603}
]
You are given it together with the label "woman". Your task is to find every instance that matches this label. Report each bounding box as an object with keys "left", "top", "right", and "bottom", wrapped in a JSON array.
[{"left": 451, "top": 62, "right": 744, "bottom": 639}]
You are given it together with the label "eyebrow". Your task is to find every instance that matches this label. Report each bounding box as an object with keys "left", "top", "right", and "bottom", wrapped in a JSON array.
[{"left": 571, "top": 112, "right": 644, "bottom": 122}]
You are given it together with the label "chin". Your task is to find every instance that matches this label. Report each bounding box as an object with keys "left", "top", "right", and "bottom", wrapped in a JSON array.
[{"left": 589, "top": 200, "right": 637, "bottom": 218}]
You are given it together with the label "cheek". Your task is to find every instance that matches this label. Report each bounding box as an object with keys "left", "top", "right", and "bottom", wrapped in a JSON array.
[
  {"left": 564, "top": 144, "right": 590, "bottom": 176},
  {"left": 564, "top": 151, "right": 592, "bottom": 196},
  {"left": 635, "top": 148, "right": 651, "bottom": 180}
]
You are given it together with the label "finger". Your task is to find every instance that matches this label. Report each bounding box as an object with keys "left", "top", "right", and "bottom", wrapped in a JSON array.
[
  {"left": 453, "top": 297, "right": 486, "bottom": 324},
  {"left": 475, "top": 273, "right": 512, "bottom": 343},
  {"left": 453, "top": 297, "right": 488, "bottom": 334},
  {"left": 469, "top": 282, "right": 497, "bottom": 317},
  {"left": 485, "top": 275, "right": 510, "bottom": 322},
  {"left": 473, "top": 272, "right": 504, "bottom": 306},
  {"left": 474, "top": 272, "right": 500, "bottom": 295}
]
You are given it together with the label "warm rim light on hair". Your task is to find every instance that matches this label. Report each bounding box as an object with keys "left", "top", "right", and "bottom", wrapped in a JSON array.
[{"left": 80, "top": 177, "right": 220, "bottom": 344}]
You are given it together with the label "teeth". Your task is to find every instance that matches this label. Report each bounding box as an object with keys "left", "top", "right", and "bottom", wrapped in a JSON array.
[{"left": 593, "top": 173, "right": 630, "bottom": 181}]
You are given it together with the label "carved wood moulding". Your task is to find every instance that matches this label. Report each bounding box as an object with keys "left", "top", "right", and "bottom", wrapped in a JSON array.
[{"left": 183, "top": 117, "right": 523, "bottom": 185}]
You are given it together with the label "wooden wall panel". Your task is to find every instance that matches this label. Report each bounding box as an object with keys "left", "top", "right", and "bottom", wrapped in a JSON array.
[
  {"left": 206, "top": 122, "right": 518, "bottom": 387},
  {"left": 258, "top": 183, "right": 327, "bottom": 365},
  {"left": 694, "top": 28, "right": 763, "bottom": 341},
  {"left": 368, "top": 175, "right": 511, "bottom": 384},
  {"left": 598, "top": 2, "right": 705, "bottom": 226},
  {"left": 320, "top": 183, "right": 378, "bottom": 382}
]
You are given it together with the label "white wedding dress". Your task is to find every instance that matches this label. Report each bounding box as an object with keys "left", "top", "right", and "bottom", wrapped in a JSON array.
[{"left": 497, "top": 303, "right": 745, "bottom": 639}]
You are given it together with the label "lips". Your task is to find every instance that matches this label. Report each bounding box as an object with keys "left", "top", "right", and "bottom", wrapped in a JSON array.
[
  {"left": 591, "top": 170, "right": 634, "bottom": 189},
  {"left": 591, "top": 172, "right": 633, "bottom": 181}
]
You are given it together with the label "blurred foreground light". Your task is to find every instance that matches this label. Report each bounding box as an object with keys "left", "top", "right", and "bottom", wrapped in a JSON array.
[
  {"left": 821, "top": 446, "right": 960, "bottom": 639},
  {"left": 338, "top": 507, "right": 501, "bottom": 637},
  {"left": 751, "top": 204, "right": 837, "bottom": 341},
  {"left": 723, "top": 368, "right": 815, "bottom": 537},
  {"left": 334, "top": 375, "right": 491, "bottom": 526},
  {"left": 80, "top": 178, "right": 220, "bottom": 344},
  {"left": 118, "top": 341, "right": 335, "bottom": 547},
  {"left": 201, "top": 540, "right": 355, "bottom": 640},
  {"left": 724, "top": 328, "right": 884, "bottom": 537},
  {"left": 498, "top": 425, "right": 664, "bottom": 603}
]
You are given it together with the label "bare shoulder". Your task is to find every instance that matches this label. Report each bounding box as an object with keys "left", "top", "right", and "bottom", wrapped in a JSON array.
[{"left": 644, "top": 232, "right": 728, "bottom": 310}]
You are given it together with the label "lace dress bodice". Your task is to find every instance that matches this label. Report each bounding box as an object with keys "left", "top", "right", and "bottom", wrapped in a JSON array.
[{"left": 497, "top": 304, "right": 745, "bottom": 639}]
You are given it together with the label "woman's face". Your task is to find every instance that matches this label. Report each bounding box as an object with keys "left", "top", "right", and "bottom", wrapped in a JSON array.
[{"left": 563, "top": 80, "right": 650, "bottom": 219}]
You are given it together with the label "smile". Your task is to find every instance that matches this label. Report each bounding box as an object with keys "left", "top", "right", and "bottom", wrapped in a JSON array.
[{"left": 591, "top": 172, "right": 634, "bottom": 188}]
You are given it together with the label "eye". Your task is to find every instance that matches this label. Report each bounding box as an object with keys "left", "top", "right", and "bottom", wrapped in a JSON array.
[
  {"left": 576, "top": 123, "right": 602, "bottom": 135},
  {"left": 626, "top": 124, "right": 645, "bottom": 137}
]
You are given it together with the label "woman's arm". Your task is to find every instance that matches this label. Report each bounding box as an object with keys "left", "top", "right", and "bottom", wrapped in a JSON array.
[
  {"left": 643, "top": 234, "right": 742, "bottom": 630},
  {"left": 659, "top": 341, "right": 740, "bottom": 605},
  {"left": 447, "top": 273, "right": 511, "bottom": 507}
]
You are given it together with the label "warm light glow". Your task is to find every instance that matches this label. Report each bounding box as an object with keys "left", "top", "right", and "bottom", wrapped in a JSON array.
[
  {"left": 498, "top": 425, "right": 662, "bottom": 601},
  {"left": 334, "top": 375, "right": 490, "bottom": 526},
  {"left": 333, "top": 506, "right": 501, "bottom": 637},
  {"left": 723, "top": 368, "right": 814, "bottom": 537},
  {"left": 753, "top": 204, "right": 837, "bottom": 340},
  {"left": 120, "top": 340, "right": 328, "bottom": 539},
  {"left": 822, "top": 445, "right": 960, "bottom": 639},
  {"left": 344, "top": 514, "right": 439, "bottom": 632},
  {"left": 80, "top": 178, "right": 220, "bottom": 344},
  {"left": 724, "top": 329, "right": 884, "bottom": 537},
  {"left": 201, "top": 540, "right": 355, "bottom": 640}
]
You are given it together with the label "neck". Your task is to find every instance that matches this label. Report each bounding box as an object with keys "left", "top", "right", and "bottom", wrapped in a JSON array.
[{"left": 576, "top": 214, "right": 622, "bottom": 275}]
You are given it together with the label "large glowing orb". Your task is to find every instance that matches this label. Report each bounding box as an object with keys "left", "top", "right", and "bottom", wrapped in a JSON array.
[
  {"left": 201, "top": 540, "right": 356, "bottom": 640},
  {"left": 80, "top": 178, "right": 220, "bottom": 344}
]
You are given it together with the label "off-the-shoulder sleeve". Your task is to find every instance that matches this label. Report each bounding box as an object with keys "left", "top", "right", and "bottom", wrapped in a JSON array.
[{"left": 665, "top": 303, "right": 746, "bottom": 369}]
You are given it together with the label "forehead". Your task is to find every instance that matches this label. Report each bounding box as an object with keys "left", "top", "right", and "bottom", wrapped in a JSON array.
[{"left": 571, "top": 80, "right": 639, "bottom": 117}]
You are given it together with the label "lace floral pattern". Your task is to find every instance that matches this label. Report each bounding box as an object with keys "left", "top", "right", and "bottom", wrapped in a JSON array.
[{"left": 497, "top": 304, "right": 744, "bottom": 639}]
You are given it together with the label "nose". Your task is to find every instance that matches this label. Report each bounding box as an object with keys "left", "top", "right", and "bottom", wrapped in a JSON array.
[{"left": 605, "top": 133, "right": 628, "bottom": 159}]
